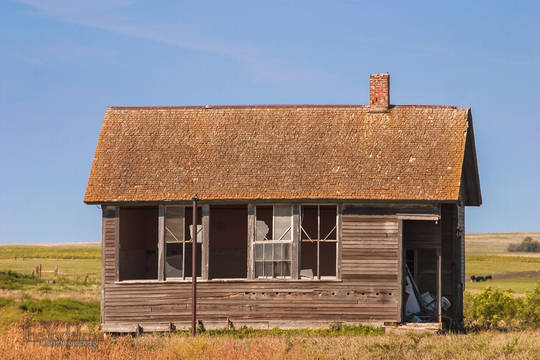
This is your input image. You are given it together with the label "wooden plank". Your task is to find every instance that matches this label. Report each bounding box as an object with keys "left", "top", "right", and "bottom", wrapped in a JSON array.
[
  {"left": 337, "top": 203, "right": 343, "bottom": 280},
  {"left": 158, "top": 206, "right": 165, "bottom": 281},
  {"left": 397, "top": 218, "right": 403, "bottom": 323},
  {"left": 202, "top": 205, "right": 210, "bottom": 280},
  {"left": 247, "top": 203, "right": 255, "bottom": 280},
  {"left": 101, "top": 207, "right": 106, "bottom": 325},
  {"left": 291, "top": 204, "right": 300, "bottom": 279},
  {"left": 114, "top": 206, "right": 119, "bottom": 283}
]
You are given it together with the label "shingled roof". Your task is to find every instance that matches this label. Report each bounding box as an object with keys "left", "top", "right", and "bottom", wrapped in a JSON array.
[{"left": 84, "top": 104, "right": 481, "bottom": 205}]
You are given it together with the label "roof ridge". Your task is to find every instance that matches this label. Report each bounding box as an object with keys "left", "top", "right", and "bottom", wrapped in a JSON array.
[{"left": 107, "top": 104, "right": 461, "bottom": 110}]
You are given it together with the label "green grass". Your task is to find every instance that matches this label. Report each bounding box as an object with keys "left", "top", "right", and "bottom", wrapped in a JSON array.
[
  {"left": 0, "top": 244, "right": 100, "bottom": 260},
  {"left": 0, "top": 271, "right": 43, "bottom": 290},
  {"left": 192, "top": 323, "right": 384, "bottom": 338},
  {"left": 0, "top": 296, "right": 100, "bottom": 331},
  {"left": 0, "top": 298, "right": 23, "bottom": 331},
  {"left": 18, "top": 297, "right": 100, "bottom": 322},
  {"left": 0, "top": 258, "right": 101, "bottom": 282},
  {"left": 466, "top": 255, "right": 540, "bottom": 276},
  {"left": 466, "top": 278, "right": 540, "bottom": 294}
]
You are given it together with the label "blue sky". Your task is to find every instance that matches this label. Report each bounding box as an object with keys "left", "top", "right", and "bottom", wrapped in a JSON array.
[{"left": 0, "top": 0, "right": 538, "bottom": 243}]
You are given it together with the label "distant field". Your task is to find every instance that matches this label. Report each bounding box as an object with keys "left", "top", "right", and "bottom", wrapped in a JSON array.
[
  {"left": 465, "top": 232, "right": 540, "bottom": 294},
  {"left": 465, "top": 232, "right": 540, "bottom": 254},
  {"left": 0, "top": 243, "right": 100, "bottom": 260},
  {"left": 0, "top": 243, "right": 101, "bottom": 317},
  {"left": 466, "top": 277, "right": 540, "bottom": 294}
]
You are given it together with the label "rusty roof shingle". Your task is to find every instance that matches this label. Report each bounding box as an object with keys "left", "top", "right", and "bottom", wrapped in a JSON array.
[{"left": 84, "top": 105, "right": 473, "bottom": 203}]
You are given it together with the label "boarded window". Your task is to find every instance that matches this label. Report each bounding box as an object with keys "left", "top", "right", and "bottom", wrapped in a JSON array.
[
  {"left": 300, "top": 205, "right": 337, "bottom": 279},
  {"left": 254, "top": 205, "right": 292, "bottom": 278}
]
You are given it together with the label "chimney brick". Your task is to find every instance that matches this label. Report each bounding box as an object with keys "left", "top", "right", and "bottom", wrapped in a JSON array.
[{"left": 369, "top": 73, "right": 390, "bottom": 112}]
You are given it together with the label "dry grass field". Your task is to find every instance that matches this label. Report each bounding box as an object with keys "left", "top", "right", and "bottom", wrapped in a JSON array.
[
  {"left": 1, "top": 318, "right": 539, "bottom": 360},
  {"left": 466, "top": 233, "right": 540, "bottom": 254}
]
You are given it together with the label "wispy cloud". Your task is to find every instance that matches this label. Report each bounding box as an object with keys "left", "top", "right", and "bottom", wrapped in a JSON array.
[{"left": 16, "top": 0, "right": 334, "bottom": 85}]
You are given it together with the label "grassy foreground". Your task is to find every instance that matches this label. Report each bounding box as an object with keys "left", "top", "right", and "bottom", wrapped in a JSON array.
[{"left": 1, "top": 319, "right": 539, "bottom": 359}]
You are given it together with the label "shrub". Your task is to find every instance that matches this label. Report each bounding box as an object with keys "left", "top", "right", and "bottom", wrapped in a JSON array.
[
  {"left": 521, "top": 237, "right": 540, "bottom": 252},
  {"left": 519, "top": 282, "right": 540, "bottom": 327},
  {"left": 507, "top": 236, "right": 540, "bottom": 252},
  {"left": 466, "top": 287, "right": 523, "bottom": 328},
  {"left": 465, "top": 282, "right": 540, "bottom": 329}
]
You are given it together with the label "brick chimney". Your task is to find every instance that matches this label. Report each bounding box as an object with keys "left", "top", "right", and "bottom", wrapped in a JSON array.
[{"left": 369, "top": 73, "right": 390, "bottom": 112}]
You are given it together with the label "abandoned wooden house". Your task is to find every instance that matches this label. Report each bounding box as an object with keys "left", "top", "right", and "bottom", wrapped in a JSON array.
[{"left": 84, "top": 73, "right": 481, "bottom": 332}]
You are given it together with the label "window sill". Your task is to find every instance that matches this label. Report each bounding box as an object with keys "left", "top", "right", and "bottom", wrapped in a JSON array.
[{"left": 115, "top": 277, "right": 342, "bottom": 284}]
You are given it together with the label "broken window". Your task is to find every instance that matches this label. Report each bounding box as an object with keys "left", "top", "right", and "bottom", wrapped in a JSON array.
[
  {"left": 254, "top": 205, "right": 292, "bottom": 278},
  {"left": 119, "top": 207, "right": 158, "bottom": 280},
  {"left": 300, "top": 205, "right": 337, "bottom": 279},
  {"left": 165, "top": 206, "right": 201, "bottom": 279}
]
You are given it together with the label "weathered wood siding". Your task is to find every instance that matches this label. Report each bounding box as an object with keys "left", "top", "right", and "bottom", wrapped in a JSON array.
[
  {"left": 101, "top": 210, "right": 400, "bottom": 330},
  {"left": 441, "top": 204, "right": 458, "bottom": 320},
  {"left": 102, "top": 207, "right": 118, "bottom": 285}
]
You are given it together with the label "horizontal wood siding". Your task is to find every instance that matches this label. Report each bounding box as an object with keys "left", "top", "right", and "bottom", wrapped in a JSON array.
[
  {"left": 102, "top": 212, "right": 401, "bottom": 329},
  {"left": 340, "top": 215, "right": 399, "bottom": 319},
  {"left": 441, "top": 204, "right": 458, "bottom": 320},
  {"left": 102, "top": 207, "right": 118, "bottom": 285}
]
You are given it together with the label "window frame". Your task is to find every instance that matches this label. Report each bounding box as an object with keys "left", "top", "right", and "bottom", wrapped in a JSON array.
[
  {"left": 300, "top": 204, "right": 339, "bottom": 280},
  {"left": 114, "top": 203, "right": 342, "bottom": 284},
  {"left": 253, "top": 204, "right": 294, "bottom": 279},
  {"left": 163, "top": 205, "right": 202, "bottom": 281}
]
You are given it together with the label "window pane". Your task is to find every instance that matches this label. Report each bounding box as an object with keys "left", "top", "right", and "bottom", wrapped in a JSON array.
[
  {"left": 319, "top": 242, "right": 337, "bottom": 277},
  {"left": 185, "top": 207, "right": 202, "bottom": 243},
  {"left": 255, "top": 261, "right": 264, "bottom": 277},
  {"left": 320, "top": 205, "right": 337, "bottom": 240},
  {"left": 273, "top": 261, "right": 282, "bottom": 277},
  {"left": 184, "top": 243, "right": 202, "bottom": 277},
  {"left": 264, "top": 262, "right": 272, "bottom": 277},
  {"left": 273, "top": 243, "right": 282, "bottom": 260},
  {"left": 283, "top": 262, "right": 291, "bottom": 277},
  {"left": 165, "top": 242, "right": 182, "bottom": 278},
  {"left": 301, "top": 206, "right": 318, "bottom": 240},
  {"left": 300, "top": 241, "right": 317, "bottom": 278},
  {"left": 264, "top": 243, "right": 272, "bottom": 260},
  {"left": 274, "top": 205, "right": 292, "bottom": 241},
  {"left": 165, "top": 207, "right": 184, "bottom": 243},
  {"left": 283, "top": 243, "right": 291, "bottom": 260},
  {"left": 255, "top": 243, "right": 264, "bottom": 261},
  {"left": 256, "top": 206, "right": 273, "bottom": 241}
]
